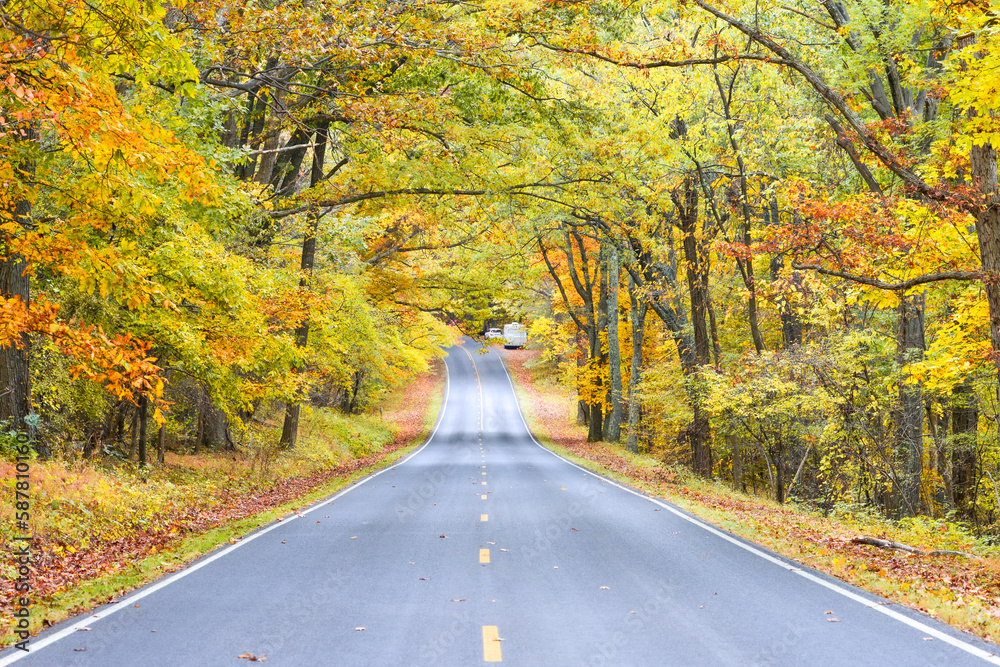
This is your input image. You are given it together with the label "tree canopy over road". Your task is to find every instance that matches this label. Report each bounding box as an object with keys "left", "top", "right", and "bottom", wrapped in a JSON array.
[{"left": 3, "top": 0, "right": 1000, "bottom": 527}]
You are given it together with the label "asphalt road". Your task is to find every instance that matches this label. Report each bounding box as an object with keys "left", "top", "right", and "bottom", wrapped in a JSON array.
[{"left": 4, "top": 340, "right": 1000, "bottom": 666}]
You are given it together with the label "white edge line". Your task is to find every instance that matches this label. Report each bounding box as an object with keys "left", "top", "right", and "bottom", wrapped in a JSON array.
[
  {"left": 0, "top": 360, "right": 452, "bottom": 666},
  {"left": 495, "top": 353, "right": 1000, "bottom": 665}
]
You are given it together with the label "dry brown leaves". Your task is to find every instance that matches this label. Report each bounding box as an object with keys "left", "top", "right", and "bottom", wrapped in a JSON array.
[{"left": 502, "top": 350, "right": 1000, "bottom": 641}]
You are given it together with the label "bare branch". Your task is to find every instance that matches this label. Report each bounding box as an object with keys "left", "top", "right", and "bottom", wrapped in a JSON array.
[{"left": 792, "top": 263, "right": 982, "bottom": 290}]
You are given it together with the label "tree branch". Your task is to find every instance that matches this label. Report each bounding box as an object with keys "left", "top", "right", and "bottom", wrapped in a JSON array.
[{"left": 792, "top": 263, "right": 982, "bottom": 290}]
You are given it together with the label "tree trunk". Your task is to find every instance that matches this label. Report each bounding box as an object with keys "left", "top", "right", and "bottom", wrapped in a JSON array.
[
  {"left": 690, "top": 406, "right": 712, "bottom": 477},
  {"left": 0, "top": 125, "right": 35, "bottom": 440},
  {"left": 280, "top": 122, "right": 330, "bottom": 449},
  {"left": 254, "top": 86, "right": 287, "bottom": 186},
  {"left": 729, "top": 433, "right": 743, "bottom": 492},
  {"left": 138, "top": 395, "right": 149, "bottom": 467},
  {"left": 128, "top": 408, "right": 138, "bottom": 460},
  {"left": 158, "top": 422, "right": 166, "bottom": 464},
  {"left": 952, "top": 378, "right": 979, "bottom": 517},
  {"left": 971, "top": 141, "right": 1000, "bottom": 401},
  {"left": 626, "top": 275, "right": 648, "bottom": 453},
  {"left": 895, "top": 293, "right": 925, "bottom": 515},
  {"left": 605, "top": 244, "right": 623, "bottom": 442},
  {"left": 675, "top": 176, "right": 713, "bottom": 475}
]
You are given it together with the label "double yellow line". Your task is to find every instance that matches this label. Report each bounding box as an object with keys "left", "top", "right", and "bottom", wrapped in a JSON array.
[
  {"left": 458, "top": 343, "right": 485, "bottom": 432},
  {"left": 460, "top": 343, "right": 501, "bottom": 662}
]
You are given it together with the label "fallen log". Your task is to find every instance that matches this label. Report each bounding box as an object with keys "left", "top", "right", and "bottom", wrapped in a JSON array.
[{"left": 851, "top": 536, "right": 983, "bottom": 560}]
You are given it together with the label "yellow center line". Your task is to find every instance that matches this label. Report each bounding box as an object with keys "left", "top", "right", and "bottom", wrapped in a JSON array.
[
  {"left": 482, "top": 472, "right": 487, "bottom": 475},
  {"left": 482, "top": 481, "right": 487, "bottom": 485},
  {"left": 481, "top": 494, "right": 487, "bottom": 500},
  {"left": 482, "top": 626, "right": 502, "bottom": 662},
  {"left": 459, "top": 344, "right": 485, "bottom": 431},
  {"left": 481, "top": 514, "right": 488, "bottom": 522},
  {"left": 480, "top": 548, "right": 490, "bottom": 563}
]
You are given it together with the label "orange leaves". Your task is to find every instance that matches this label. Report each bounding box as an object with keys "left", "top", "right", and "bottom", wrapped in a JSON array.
[{"left": 0, "top": 294, "right": 163, "bottom": 403}]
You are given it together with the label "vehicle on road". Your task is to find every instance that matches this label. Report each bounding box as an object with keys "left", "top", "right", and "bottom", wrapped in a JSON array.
[
  {"left": 484, "top": 327, "right": 503, "bottom": 339},
  {"left": 503, "top": 322, "right": 527, "bottom": 349}
]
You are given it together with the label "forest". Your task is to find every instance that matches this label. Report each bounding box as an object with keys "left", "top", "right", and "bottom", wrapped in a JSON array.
[{"left": 2, "top": 0, "right": 1000, "bottom": 535}]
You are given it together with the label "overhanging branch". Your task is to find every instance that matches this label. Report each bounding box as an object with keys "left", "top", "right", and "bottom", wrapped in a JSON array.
[{"left": 792, "top": 263, "right": 982, "bottom": 290}]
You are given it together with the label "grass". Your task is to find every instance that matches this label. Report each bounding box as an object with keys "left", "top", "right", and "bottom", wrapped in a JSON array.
[
  {"left": 501, "top": 348, "right": 1000, "bottom": 644},
  {"left": 0, "top": 362, "right": 445, "bottom": 648}
]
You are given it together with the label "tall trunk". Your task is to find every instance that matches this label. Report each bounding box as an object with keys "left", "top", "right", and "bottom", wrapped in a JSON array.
[
  {"left": 773, "top": 440, "right": 786, "bottom": 504},
  {"left": 959, "top": 35, "right": 1000, "bottom": 404},
  {"left": 952, "top": 378, "right": 979, "bottom": 516},
  {"left": 728, "top": 432, "right": 743, "bottom": 492},
  {"left": 675, "top": 177, "right": 713, "bottom": 476},
  {"left": 0, "top": 125, "right": 35, "bottom": 440},
  {"left": 605, "top": 244, "right": 623, "bottom": 442},
  {"left": 538, "top": 236, "right": 600, "bottom": 433},
  {"left": 128, "top": 408, "right": 138, "bottom": 460},
  {"left": 138, "top": 395, "right": 149, "bottom": 467},
  {"left": 280, "top": 122, "right": 329, "bottom": 448},
  {"left": 158, "top": 422, "right": 166, "bottom": 464},
  {"left": 591, "top": 252, "right": 607, "bottom": 444},
  {"left": 626, "top": 275, "right": 648, "bottom": 453},
  {"left": 577, "top": 333, "right": 589, "bottom": 426},
  {"left": 895, "top": 293, "right": 925, "bottom": 515},
  {"left": 254, "top": 86, "right": 287, "bottom": 186},
  {"left": 678, "top": 179, "right": 710, "bottom": 367},
  {"left": 743, "top": 252, "right": 765, "bottom": 354},
  {"left": 971, "top": 141, "right": 1000, "bottom": 401}
]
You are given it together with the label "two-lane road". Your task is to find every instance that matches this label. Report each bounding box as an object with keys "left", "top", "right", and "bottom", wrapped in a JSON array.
[{"left": 4, "top": 340, "right": 999, "bottom": 665}]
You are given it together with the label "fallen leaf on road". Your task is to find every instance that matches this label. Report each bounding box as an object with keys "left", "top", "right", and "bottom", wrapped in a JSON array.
[
  {"left": 77, "top": 627, "right": 91, "bottom": 631},
  {"left": 237, "top": 653, "right": 267, "bottom": 661},
  {"left": 827, "top": 618, "right": 841, "bottom": 622},
  {"left": 439, "top": 535, "right": 447, "bottom": 538},
  {"left": 450, "top": 599, "right": 466, "bottom": 602},
  {"left": 74, "top": 648, "right": 86, "bottom": 652},
  {"left": 419, "top": 577, "right": 430, "bottom": 580},
  {"left": 355, "top": 627, "right": 365, "bottom": 631},
  {"left": 923, "top": 637, "right": 933, "bottom": 641},
  {"left": 500, "top": 548, "right": 509, "bottom": 552},
  {"left": 824, "top": 611, "right": 834, "bottom": 615},
  {"left": 571, "top": 528, "right": 579, "bottom": 531},
  {"left": 600, "top": 586, "right": 609, "bottom": 590}
]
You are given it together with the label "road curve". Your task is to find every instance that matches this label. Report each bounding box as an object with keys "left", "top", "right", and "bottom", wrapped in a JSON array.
[{"left": 3, "top": 339, "right": 999, "bottom": 666}]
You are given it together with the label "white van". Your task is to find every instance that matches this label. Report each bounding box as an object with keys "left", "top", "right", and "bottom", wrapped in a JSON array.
[{"left": 503, "top": 323, "right": 527, "bottom": 349}]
